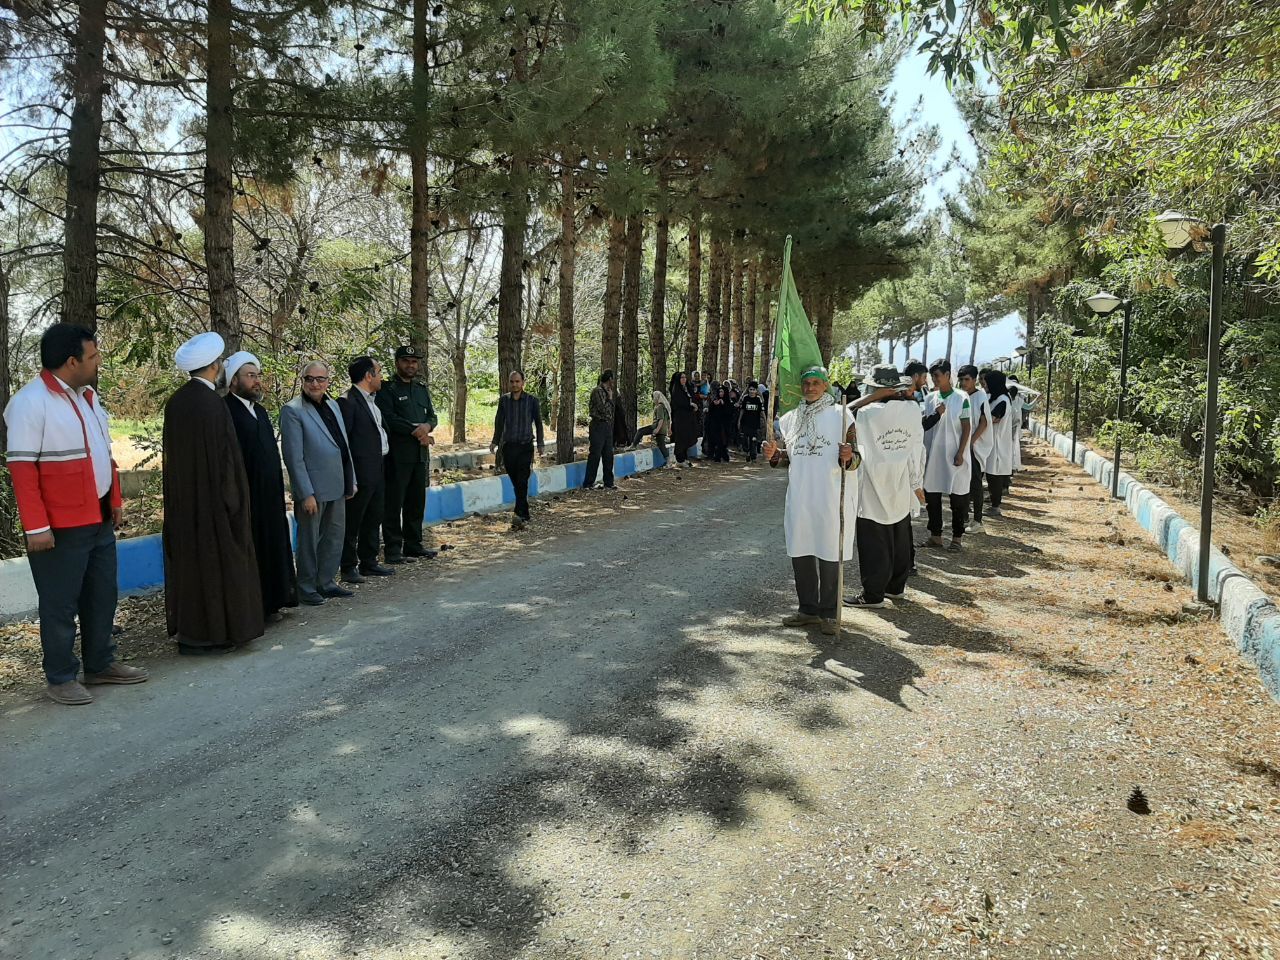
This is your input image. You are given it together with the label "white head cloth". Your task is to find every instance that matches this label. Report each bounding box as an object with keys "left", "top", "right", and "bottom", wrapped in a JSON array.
[
  {"left": 224, "top": 350, "right": 260, "bottom": 385},
  {"left": 174, "top": 332, "right": 225, "bottom": 372}
]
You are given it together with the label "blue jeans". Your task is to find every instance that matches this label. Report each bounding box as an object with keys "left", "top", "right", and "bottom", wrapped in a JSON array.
[{"left": 27, "top": 519, "right": 118, "bottom": 684}]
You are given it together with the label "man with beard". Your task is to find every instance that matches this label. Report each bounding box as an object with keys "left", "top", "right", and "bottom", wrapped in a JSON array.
[
  {"left": 163, "top": 332, "right": 264, "bottom": 654},
  {"left": 224, "top": 351, "right": 297, "bottom": 621}
]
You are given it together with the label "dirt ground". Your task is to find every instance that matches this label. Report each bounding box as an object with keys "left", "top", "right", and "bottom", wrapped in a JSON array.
[{"left": 2, "top": 441, "right": 1278, "bottom": 960}]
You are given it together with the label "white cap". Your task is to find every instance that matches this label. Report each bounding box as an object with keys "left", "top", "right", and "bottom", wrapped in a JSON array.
[
  {"left": 224, "top": 350, "right": 260, "bottom": 385},
  {"left": 174, "top": 332, "right": 225, "bottom": 372}
]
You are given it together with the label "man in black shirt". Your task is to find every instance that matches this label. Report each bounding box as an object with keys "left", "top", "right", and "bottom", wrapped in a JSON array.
[
  {"left": 490, "top": 369, "right": 544, "bottom": 529},
  {"left": 583, "top": 370, "right": 616, "bottom": 490},
  {"left": 738, "top": 383, "right": 764, "bottom": 461}
]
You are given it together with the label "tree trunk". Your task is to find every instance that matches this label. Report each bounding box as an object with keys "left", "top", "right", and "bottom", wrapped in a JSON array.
[
  {"left": 944, "top": 311, "right": 955, "bottom": 365},
  {"left": 886, "top": 338, "right": 895, "bottom": 364},
  {"left": 620, "top": 214, "right": 643, "bottom": 436},
  {"left": 649, "top": 211, "right": 669, "bottom": 395},
  {"left": 557, "top": 165, "right": 577, "bottom": 464},
  {"left": 62, "top": 0, "right": 108, "bottom": 332},
  {"left": 730, "top": 253, "right": 745, "bottom": 382},
  {"left": 756, "top": 273, "right": 773, "bottom": 381},
  {"left": 717, "top": 244, "right": 731, "bottom": 381},
  {"left": 601, "top": 216, "right": 625, "bottom": 374},
  {"left": 815, "top": 290, "right": 834, "bottom": 365},
  {"left": 496, "top": 157, "right": 528, "bottom": 390},
  {"left": 1025, "top": 284, "right": 1040, "bottom": 367},
  {"left": 0, "top": 257, "right": 10, "bottom": 451},
  {"left": 203, "top": 0, "right": 241, "bottom": 351},
  {"left": 408, "top": 0, "right": 431, "bottom": 362},
  {"left": 922, "top": 321, "right": 930, "bottom": 366},
  {"left": 451, "top": 345, "right": 467, "bottom": 442},
  {"left": 683, "top": 216, "right": 700, "bottom": 374},
  {"left": 702, "top": 233, "right": 722, "bottom": 377},
  {"left": 744, "top": 260, "right": 758, "bottom": 381},
  {"left": 970, "top": 312, "right": 980, "bottom": 364}
]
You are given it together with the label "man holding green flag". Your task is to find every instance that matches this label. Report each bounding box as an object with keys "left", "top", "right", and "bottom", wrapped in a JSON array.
[{"left": 762, "top": 238, "right": 858, "bottom": 636}]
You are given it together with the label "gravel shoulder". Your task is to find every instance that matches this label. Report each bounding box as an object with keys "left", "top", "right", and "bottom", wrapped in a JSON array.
[{"left": 2, "top": 445, "right": 1277, "bottom": 960}]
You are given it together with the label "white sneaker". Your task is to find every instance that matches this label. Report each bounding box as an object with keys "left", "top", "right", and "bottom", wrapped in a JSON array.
[
  {"left": 885, "top": 591, "right": 906, "bottom": 600},
  {"left": 970, "top": 522, "right": 985, "bottom": 534}
]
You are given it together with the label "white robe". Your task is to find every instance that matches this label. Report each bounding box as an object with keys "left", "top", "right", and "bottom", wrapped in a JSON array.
[
  {"left": 779, "top": 402, "right": 858, "bottom": 561},
  {"left": 1011, "top": 393, "right": 1025, "bottom": 471},
  {"left": 856, "top": 400, "right": 926, "bottom": 525},
  {"left": 967, "top": 388, "right": 993, "bottom": 470},
  {"left": 985, "top": 395, "right": 1015, "bottom": 476},
  {"left": 922, "top": 390, "right": 972, "bottom": 496}
]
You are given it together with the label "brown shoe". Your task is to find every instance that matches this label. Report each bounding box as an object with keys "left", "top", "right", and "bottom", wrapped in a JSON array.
[
  {"left": 84, "top": 662, "right": 149, "bottom": 685},
  {"left": 47, "top": 681, "right": 94, "bottom": 705},
  {"left": 781, "top": 613, "right": 822, "bottom": 627},
  {"left": 820, "top": 619, "right": 840, "bottom": 636}
]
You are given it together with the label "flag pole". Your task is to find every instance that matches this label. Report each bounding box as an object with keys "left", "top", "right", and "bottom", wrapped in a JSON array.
[{"left": 835, "top": 389, "right": 849, "bottom": 634}]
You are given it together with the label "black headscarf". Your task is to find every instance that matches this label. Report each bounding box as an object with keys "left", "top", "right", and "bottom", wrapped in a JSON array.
[
  {"left": 985, "top": 370, "right": 1010, "bottom": 417},
  {"left": 669, "top": 371, "right": 694, "bottom": 410}
]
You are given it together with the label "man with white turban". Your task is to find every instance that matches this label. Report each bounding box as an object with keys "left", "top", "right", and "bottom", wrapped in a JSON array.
[
  {"left": 162, "top": 332, "right": 264, "bottom": 653},
  {"left": 224, "top": 351, "right": 297, "bottom": 620}
]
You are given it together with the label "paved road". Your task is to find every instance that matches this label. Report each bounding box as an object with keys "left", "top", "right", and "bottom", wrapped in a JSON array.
[{"left": 2, "top": 459, "right": 1275, "bottom": 960}]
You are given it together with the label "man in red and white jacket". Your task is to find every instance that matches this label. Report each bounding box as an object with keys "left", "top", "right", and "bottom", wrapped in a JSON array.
[{"left": 4, "top": 323, "right": 148, "bottom": 705}]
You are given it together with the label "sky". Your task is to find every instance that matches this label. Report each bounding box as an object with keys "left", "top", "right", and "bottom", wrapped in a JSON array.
[{"left": 878, "top": 48, "right": 1025, "bottom": 370}]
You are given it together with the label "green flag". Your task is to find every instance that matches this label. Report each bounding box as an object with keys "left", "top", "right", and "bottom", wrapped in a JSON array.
[{"left": 771, "top": 236, "right": 825, "bottom": 415}]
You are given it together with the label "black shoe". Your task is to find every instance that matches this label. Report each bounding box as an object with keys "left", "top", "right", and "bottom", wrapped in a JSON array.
[
  {"left": 299, "top": 592, "right": 327, "bottom": 606},
  {"left": 322, "top": 585, "right": 355, "bottom": 598},
  {"left": 178, "top": 642, "right": 234, "bottom": 656},
  {"left": 404, "top": 547, "right": 438, "bottom": 559},
  {"left": 843, "top": 594, "right": 887, "bottom": 608},
  {"left": 383, "top": 554, "right": 410, "bottom": 565},
  {"left": 359, "top": 563, "right": 395, "bottom": 577},
  {"left": 341, "top": 567, "right": 366, "bottom": 584}
]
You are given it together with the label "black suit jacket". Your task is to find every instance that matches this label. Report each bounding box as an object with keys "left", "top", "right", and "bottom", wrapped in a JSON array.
[{"left": 337, "top": 387, "right": 387, "bottom": 489}]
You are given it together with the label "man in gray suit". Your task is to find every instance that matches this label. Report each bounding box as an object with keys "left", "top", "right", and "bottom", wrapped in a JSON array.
[{"left": 280, "top": 361, "right": 356, "bottom": 606}]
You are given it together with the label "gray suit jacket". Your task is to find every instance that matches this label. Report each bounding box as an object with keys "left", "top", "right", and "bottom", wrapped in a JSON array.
[{"left": 280, "top": 395, "right": 355, "bottom": 503}]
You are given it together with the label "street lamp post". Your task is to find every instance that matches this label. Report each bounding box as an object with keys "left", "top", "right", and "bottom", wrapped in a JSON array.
[
  {"left": 1156, "top": 211, "right": 1228, "bottom": 605},
  {"left": 1086, "top": 291, "right": 1134, "bottom": 499},
  {"left": 1043, "top": 342, "right": 1054, "bottom": 438}
]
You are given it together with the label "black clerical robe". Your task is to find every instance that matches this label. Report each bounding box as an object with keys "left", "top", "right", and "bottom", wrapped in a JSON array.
[
  {"left": 162, "top": 379, "right": 264, "bottom": 647},
  {"left": 226, "top": 393, "right": 297, "bottom": 616}
]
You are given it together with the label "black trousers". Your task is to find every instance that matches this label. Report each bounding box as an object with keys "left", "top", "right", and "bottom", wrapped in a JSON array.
[
  {"left": 503, "top": 441, "right": 535, "bottom": 520},
  {"left": 855, "top": 515, "right": 913, "bottom": 602},
  {"left": 342, "top": 461, "right": 386, "bottom": 571},
  {"left": 988, "top": 473, "right": 1010, "bottom": 509},
  {"left": 925, "top": 490, "right": 969, "bottom": 539},
  {"left": 741, "top": 423, "right": 761, "bottom": 460},
  {"left": 791, "top": 555, "right": 841, "bottom": 620},
  {"left": 383, "top": 457, "right": 427, "bottom": 558},
  {"left": 28, "top": 515, "right": 118, "bottom": 685},
  {"left": 632, "top": 425, "right": 670, "bottom": 462},
  {"left": 583, "top": 420, "right": 614, "bottom": 488},
  {"left": 970, "top": 457, "right": 985, "bottom": 523}
]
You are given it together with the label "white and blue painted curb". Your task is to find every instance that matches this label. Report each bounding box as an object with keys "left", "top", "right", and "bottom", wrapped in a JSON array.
[
  {"left": 1031, "top": 418, "right": 1280, "bottom": 702},
  {"left": 0, "top": 446, "right": 672, "bottom": 622}
]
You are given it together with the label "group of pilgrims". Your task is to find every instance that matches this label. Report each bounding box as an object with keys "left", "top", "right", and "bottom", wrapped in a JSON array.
[{"left": 763, "top": 358, "right": 1035, "bottom": 635}]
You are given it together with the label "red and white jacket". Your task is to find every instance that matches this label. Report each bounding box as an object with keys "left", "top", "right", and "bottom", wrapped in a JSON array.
[{"left": 3, "top": 370, "right": 121, "bottom": 534}]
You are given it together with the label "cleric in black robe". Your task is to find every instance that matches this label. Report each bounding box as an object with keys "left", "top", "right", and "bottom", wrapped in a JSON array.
[
  {"left": 224, "top": 351, "right": 298, "bottom": 619},
  {"left": 162, "top": 333, "right": 264, "bottom": 653}
]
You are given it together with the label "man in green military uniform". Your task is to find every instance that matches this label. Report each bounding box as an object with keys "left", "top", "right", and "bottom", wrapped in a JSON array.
[{"left": 377, "top": 345, "right": 438, "bottom": 563}]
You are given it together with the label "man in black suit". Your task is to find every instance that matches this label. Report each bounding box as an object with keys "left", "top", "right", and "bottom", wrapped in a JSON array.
[{"left": 337, "top": 357, "right": 394, "bottom": 584}]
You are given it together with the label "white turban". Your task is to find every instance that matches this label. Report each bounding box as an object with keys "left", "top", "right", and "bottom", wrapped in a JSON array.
[
  {"left": 224, "top": 350, "right": 261, "bottom": 385},
  {"left": 174, "top": 332, "right": 225, "bottom": 372}
]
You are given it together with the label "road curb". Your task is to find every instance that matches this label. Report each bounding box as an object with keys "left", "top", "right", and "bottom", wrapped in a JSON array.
[
  {"left": 0, "top": 446, "right": 669, "bottom": 623},
  {"left": 1031, "top": 418, "right": 1280, "bottom": 701}
]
